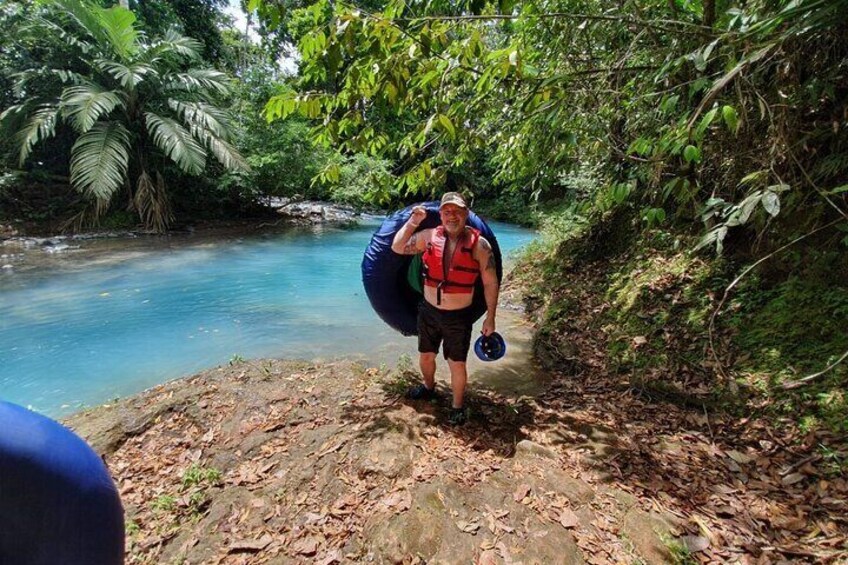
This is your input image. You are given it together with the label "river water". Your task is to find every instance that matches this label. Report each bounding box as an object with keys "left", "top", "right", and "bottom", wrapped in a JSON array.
[{"left": 0, "top": 218, "right": 536, "bottom": 416}]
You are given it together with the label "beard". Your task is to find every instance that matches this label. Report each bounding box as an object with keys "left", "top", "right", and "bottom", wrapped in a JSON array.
[{"left": 443, "top": 220, "right": 465, "bottom": 237}]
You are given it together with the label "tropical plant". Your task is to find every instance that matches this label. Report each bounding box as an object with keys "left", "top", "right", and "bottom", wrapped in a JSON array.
[
  {"left": 1, "top": 0, "right": 248, "bottom": 231},
  {"left": 257, "top": 0, "right": 847, "bottom": 247}
]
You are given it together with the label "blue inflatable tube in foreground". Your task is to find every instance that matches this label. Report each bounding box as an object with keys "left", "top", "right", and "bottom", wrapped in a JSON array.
[
  {"left": 0, "top": 401, "right": 124, "bottom": 565},
  {"left": 362, "top": 201, "right": 502, "bottom": 336}
]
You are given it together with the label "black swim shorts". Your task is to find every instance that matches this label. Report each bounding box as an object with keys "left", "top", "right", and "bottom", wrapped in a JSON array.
[{"left": 417, "top": 300, "right": 474, "bottom": 362}]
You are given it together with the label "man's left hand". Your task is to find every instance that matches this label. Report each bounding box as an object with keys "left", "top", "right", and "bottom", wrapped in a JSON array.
[{"left": 482, "top": 317, "right": 496, "bottom": 336}]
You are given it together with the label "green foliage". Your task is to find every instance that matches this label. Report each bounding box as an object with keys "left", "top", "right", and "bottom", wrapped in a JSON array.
[
  {"left": 322, "top": 152, "right": 394, "bottom": 207},
  {"left": 181, "top": 463, "right": 222, "bottom": 488},
  {"left": 151, "top": 494, "right": 177, "bottom": 513},
  {"left": 1, "top": 0, "right": 247, "bottom": 231},
  {"left": 727, "top": 275, "right": 848, "bottom": 433},
  {"left": 132, "top": 0, "right": 229, "bottom": 62},
  {"left": 251, "top": 0, "right": 847, "bottom": 253},
  {"left": 662, "top": 533, "right": 697, "bottom": 565}
]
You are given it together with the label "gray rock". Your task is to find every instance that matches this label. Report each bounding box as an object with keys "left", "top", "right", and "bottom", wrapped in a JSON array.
[{"left": 516, "top": 439, "right": 559, "bottom": 459}]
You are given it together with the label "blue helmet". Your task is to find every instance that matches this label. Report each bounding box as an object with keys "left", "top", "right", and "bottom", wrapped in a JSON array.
[{"left": 474, "top": 332, "right": 506, "bottom": 361}]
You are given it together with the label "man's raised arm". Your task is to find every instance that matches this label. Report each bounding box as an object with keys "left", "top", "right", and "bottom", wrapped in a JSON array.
[{"left": 391, "top": 205, "right": 428, "bottom": 255}]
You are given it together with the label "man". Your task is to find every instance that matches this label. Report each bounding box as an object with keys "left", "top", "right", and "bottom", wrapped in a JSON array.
[{"left": 391, "top": 192, "right": 499, "bottom": 425}]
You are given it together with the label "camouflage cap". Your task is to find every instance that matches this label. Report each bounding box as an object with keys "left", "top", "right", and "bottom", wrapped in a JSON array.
[{"left": 439, "top": 192, "right": 468, "bottom": 209}]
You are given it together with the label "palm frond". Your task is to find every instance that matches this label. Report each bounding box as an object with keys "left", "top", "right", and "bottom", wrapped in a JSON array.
[
  {"left": 61, "top": 85, "right": 123, "bottom": 133},
  {"left": 49, "top": 0, "right": 139, "bottom": 60},
  {"left": 13, "top": 104, "right": 60, "bottom": 166},
  {"left": 97, "top": 5, "right": 139, "bottom": 60},
  {"left": 144, "top": 111, "right": 207, "bottom": 174},
  {"left": 23, "top": 16, "right": 95, "bottom": 55},
  {"left": 163, "top": 69, "right": 231, "bottom": 96},
  {"left": 0, "top": 104, "right": 26, "bottom": 126},
  {"left": 69, "top": 121, "right": 130, "bottom": 201},
  {"left": 96, "top": 59, "right": 157, "bottom": 89},
  {"left": 168, "top": 100, "right": 229, "bottom": 138},
  {"left": 49, "top": 0, "right": 110, "bottom": 48},
  {"left": 143, "top": 29, "right": 201, "bottom": 63},
  {"left": 134, "top": 169, "right": 172, "bottom": 233},
  {"left": 191, "top": 125, "right": 250, "bottom": 172},
  {"left": 11, "top": 68, "right": 86, "bottom": 99}
]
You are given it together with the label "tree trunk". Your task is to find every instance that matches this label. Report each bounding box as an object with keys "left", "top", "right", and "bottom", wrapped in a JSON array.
[{"left": 703, "top": 0, "right": 715, "bottom": 28}]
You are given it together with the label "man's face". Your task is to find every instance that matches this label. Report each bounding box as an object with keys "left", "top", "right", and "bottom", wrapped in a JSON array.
[{"left": 439, "top": 204, "right": 468, "bottom": 236}]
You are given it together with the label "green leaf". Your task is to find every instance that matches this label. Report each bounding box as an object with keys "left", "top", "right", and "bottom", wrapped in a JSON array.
[
  {"left": 739, "top": 170, "right": 766, "bottom": 186},
  {"left": 695, "top": 108, "right": 718, "bottom": 139},
  {"left": 146, "top": 30, "right": 202, "bottom": 62},
  {"left": 13, "top": 104, "right": 59, "bottom": 166},
  {"left": 437, "top": 114, "right": 455, "bottom": 140},
  {"left": 97, "top": 60, "right": 156, "bottom": 89},
  {"left": 164, "top": 69, "right": 230, "bottom": 96},
  {"left": 683, "top": 145, "right": 701, "bottom": 163},
  {"left": 61, "top": 85, "right": 122, "bottom": 133},
  {"left": 722, "top": 105, "right": 739, "bottom": 134},
  {"left": 98, "top": 6, "right": 139, "bottom": 60},
  {"left": 828, "top": 184, "right": 848, "bottom": 195},
  {"left": 499, "top": 0, "right": 515, "bottom": 14},
  {"left": 761, "top": 191, "right": 780, "bottom": 216},
  {"left": 144, "top": 112, "right": 207, "bottom": 174},
  {"left": 69, "top": 121, "right": 130, "bottom": 200},
  {"left": 169, "top": 100, "right": 228, "bottom": 138}
]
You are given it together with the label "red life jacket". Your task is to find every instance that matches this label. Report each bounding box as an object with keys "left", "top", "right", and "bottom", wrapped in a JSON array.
[{"left": 422, "top": 226, "right": 481, "bottom": 305}]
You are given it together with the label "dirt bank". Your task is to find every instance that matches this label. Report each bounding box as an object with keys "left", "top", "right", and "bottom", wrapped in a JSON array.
[{"left": 66, "top": 356, "right": 678, "bottom": 565}]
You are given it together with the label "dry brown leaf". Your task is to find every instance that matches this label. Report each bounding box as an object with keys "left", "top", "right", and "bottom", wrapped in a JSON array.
[
  {"left": 227, "top": 534, "right": 273, "bottom": 553},
  {"left": 456, "top": 520, "right": 481, "bottom": 534},
  {"left": 781, "top": 473, "right": 806, "bottom": 486},
  {"left": 559, "top": 509, "right": 580, "bottom": 529},
  {"left": 292, "top": 536, "right": 319, "bottom": 556},
  {"left": 316, "top": 549, "right": 342, "bottom": 565},
  {"left": 727, "top": 450, "right": 754, "bottom": 464},
  {"left": 477, "top": 549, "right": 498, "bottom": 565},
  {"left": 513, "top": 484, "right": 531, "bottom": 502},
  {"left": 382, "top": 491, "right": 412, "bottom": 512}
]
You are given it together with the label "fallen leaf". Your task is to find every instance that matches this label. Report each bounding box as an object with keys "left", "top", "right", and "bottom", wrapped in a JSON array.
[
  {"left": 782, "top": 473, "right": 805, "bottom": 486},
  {"left": 727, "top": 450, "right": 753, "bottom": 464},
  {"left": 292, "top": 536, "right": 319, "bottom": 556},
  {"left": 559, "top": 509, "right": 580, "bottom": 529},
  {"left": 228, "top": 534, "right": 273, "bottom": 553},
  {"left": 513, "top": 484, "right": 531, "bottom": 502},
  {"left": 382, "top": 491, "right": 412, "bottom": 512},
  {"left": 317, "top": 549, "right": 342, "bottom": 565},
  {"left": 477, "top": 549, "right": 498, "bottom": 565},
  {"left": 456, "top": 520, "right": 481, "bottom": 534}
]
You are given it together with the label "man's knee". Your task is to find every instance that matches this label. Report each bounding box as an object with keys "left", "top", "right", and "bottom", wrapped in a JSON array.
[{"left": 446, "top": 359, "right": 467, "bottom": 376}]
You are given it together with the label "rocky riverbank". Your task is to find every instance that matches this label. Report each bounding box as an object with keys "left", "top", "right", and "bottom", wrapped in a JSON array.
[{"left": 0, "top": 202, "right": 370, "bottom": 274}]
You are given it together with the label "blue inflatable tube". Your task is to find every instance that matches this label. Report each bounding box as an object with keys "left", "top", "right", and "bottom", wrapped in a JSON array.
[
  {"left": 362, "top": 201, "right": 502, "bottom": 336},
  {"left": 0, "top": 401, "right": 124, "bottom": 565}
]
